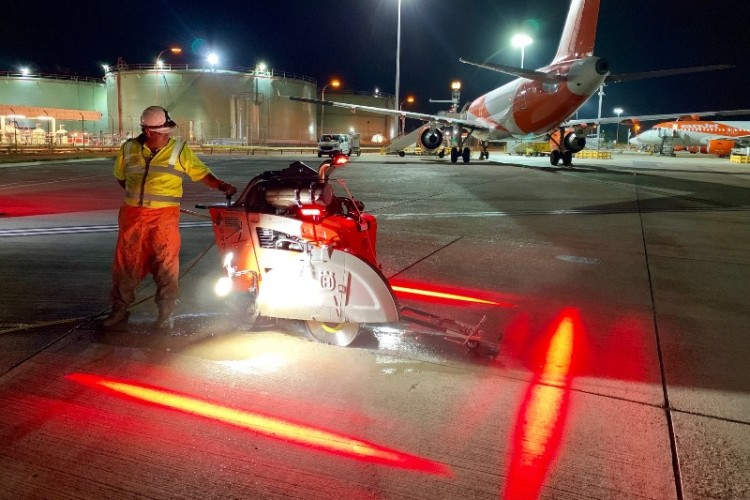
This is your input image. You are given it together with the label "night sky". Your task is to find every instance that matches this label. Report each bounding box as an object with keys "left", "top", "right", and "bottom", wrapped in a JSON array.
[{"left": 5, "top": 0, "right": 750, "bottom": 120}]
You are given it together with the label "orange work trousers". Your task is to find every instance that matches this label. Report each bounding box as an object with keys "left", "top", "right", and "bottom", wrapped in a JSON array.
[{"left": 109, "top": 204, "right": 181, "bottom": 312}]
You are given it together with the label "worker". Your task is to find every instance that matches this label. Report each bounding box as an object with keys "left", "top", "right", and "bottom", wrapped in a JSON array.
[{"left": 102, "top": 106, "right": 237, "bottom": 330}]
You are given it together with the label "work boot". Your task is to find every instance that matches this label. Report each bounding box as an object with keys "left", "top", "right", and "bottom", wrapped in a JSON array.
[
  {"left": 102, "top": 307, "right": 129, "bottom": 328},
  {"left": 154, "top": 311, "right": 174, "bottom": 331}
]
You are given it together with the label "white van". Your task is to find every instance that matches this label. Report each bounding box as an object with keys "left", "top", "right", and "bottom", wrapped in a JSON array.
[{"left": 317, "top": 133, "right": 352, "bottom": 157}]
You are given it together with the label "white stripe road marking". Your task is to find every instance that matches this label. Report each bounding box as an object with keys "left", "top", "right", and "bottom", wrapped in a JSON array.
[
  {"left": 376, "top": 206, "right": 749, "bottom": 219},
  {"left": 0, "top": 221, "right": 212, "bottom": 237}
]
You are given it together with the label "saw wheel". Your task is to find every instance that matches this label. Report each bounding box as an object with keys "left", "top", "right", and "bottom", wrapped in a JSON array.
[{"left": 304, "top": 320, "right": 360, "bottom": 346}]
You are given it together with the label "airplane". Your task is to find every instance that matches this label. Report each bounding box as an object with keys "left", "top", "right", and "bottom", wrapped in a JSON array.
[
  {"left": 630, "top": 119, "right": 750, "bottom": 157},
  {"left": 291, "top": 0, "right": 745, "bottom": 166}
]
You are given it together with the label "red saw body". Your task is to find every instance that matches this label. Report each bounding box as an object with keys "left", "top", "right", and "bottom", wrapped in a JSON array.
[{"left": 201, "top": 155, "right": 398, "bottom": 346}]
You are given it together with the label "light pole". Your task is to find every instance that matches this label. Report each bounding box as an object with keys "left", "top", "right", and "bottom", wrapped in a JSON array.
[
  {"left": 155, "top": 46, "right": 181, "bottom": 103},
  {"left": 206, "top": 52, "right": 219, "bottom": 68},
  {"left": 395, "top": 0, "right": 402, "bottom": 115},
  {"left": 399, "top": 95, "right": 414, "bottom": 135},
  {"left": 511, "top": 34, "right": 533, "bottom": 68},
  {"left": 614, "top": 107, "right": 624, "bottom": 146},
  {"left": 320, "top": 79, "right": 340, "bottom": 136},
  {"left": 596, "top": 84, "right": 605, "bottom": 152}
]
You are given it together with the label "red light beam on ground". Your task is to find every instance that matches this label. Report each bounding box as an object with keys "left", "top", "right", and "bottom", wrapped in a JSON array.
[
  {"left": 502, "top": 308, "right": 580, "bottom": 499},
  {"left": 391, "top": 285, "right": 514, "bottom": 307},
  {"left": 66, "top": 373, "right": 451, "bottom": 476}
]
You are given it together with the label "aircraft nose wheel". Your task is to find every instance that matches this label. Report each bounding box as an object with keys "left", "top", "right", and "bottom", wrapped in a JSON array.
[{"left": 450, "top": 146, "right": 459, "bottom": 163}]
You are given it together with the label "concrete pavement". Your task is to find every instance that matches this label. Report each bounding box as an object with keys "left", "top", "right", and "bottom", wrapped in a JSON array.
[{"left": 0, "top": 152, "right": 748, "bottom": 499}]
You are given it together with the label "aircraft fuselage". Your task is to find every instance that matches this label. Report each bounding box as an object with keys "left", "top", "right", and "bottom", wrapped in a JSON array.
[{"left": 467, "top": 56, "right": 608, "bottom": 142}]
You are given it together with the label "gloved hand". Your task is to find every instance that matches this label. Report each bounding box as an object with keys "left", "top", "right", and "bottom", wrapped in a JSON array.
[{"left": 219, "top": 181, "right": 237, "bottom": 196}]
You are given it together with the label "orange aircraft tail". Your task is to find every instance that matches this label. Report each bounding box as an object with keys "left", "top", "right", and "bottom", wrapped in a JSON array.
[{"left": 553, "top": 0, "right": 601, "bottom": 63}]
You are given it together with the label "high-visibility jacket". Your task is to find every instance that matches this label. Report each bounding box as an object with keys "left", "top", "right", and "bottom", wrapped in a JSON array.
[{"left": 114, "top": 135, "right": 211, "bottom": 208}]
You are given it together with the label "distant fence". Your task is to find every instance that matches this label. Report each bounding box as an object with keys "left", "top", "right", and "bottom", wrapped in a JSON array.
[{"left": 0, "top": 144, "right": 388, "bottom": 160}]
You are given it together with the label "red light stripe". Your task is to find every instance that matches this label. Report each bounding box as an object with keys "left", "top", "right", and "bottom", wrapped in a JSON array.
[
  {"left": 66, "top": 373, "right": 450, "bottom": 476},
  {"left": 503, "top": 309, "right": 578, "bottom": 499},
  {"left": 391, "top": 285, "right": 512, "bottom": 306}
]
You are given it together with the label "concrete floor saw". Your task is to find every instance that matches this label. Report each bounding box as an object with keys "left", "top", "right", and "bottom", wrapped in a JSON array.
[{"left": 196, "top": 154, "right": 486, "bottom": 348}]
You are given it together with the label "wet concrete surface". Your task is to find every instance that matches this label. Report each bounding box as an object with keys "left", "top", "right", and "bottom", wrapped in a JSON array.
[{"left": 0, "top": 152, "right": 748, "bottom": 499}]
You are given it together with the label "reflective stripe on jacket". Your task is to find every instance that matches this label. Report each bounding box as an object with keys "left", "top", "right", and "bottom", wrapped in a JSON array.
[{"left": 114, "top": 136, "right": 211, "bottom": 208}]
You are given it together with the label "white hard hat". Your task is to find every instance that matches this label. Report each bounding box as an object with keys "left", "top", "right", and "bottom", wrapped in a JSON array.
[{"left": 140, "top": 106, "right": 177, "bottom": 133}]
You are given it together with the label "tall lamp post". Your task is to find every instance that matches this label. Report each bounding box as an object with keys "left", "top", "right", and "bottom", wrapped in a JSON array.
[
  {"left": 155, "top": 46, "right": 182, "bottom": 103},
  {"left": 395, "top": 0, "right": 402, "bottom": 115},
  {"left": 614, "top": 107, "right": 624, "bottom": 146},
  {"left": 399, "top": 95, "right": 414, "bottom": 135},
  {"left": 320, "top": 79, "right": 340, "bottom": 136},
  {"left": 511, "top": 34, "right": 533, "bottom": 68}
]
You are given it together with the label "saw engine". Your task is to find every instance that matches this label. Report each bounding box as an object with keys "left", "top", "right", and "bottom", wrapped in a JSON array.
[{"left": 198, "top": 154, "right": 487, "bottom": 349}]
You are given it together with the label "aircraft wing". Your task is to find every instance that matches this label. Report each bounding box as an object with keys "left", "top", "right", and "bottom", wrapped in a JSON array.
[
  {"left": 563, "top": 108, "right": 750, "bottom": 128},
  {"left": 288, "top": 96, "right": 492, "bottom": 132}
]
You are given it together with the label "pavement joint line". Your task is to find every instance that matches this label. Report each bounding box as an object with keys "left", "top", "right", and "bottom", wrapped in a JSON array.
[
  {"left": 670, "top": 408, "right": 750, "bottom": 427},
  {"left": 387, "top": 236, "right": 463, "bottom": 281},
  {"left": 635, "top": 174, "right": 685, "bottom": 500}
]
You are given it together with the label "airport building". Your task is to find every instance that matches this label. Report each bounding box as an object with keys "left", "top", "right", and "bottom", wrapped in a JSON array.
[{"left": 0, "top": 64, "right": 397, "bottom": 147}]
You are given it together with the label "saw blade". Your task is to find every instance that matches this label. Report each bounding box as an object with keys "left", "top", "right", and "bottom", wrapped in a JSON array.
[{"left": 304, "top": 321, "right": 360, "bottom": 346}]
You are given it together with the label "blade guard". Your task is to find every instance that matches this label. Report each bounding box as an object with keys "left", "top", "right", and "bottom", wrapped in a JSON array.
[{"left": 257, "top": 246, "right": 399, "bottom": 324}]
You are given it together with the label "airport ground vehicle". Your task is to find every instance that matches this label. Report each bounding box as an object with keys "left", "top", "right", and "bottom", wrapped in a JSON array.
[
  {"left": 196, "top": 155, "right": 486, "bottom": 347},
  {"left": 351, "top": 133, "right": 361, "bottom": 156},
  {"left": 317, "top": 133, "right": 352, "bottom": 157},
  {"left": 511, "top": 141, "right": 551, "bottom": 157}
]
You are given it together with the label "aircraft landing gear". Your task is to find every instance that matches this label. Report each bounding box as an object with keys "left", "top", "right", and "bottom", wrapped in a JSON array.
[
  {"left": 449, "top": 124, "right": 476, "bottom": 164},
  {"left": 479, "top": 141, "right": 490, "bottom": 160},
  {"left": 550, "top": 126, "right": 574, "bottom": 167},
  {"left": 450, "top": 147, "right": 472, "bottom": 163},
  {"left": 550, "top": 149, "right": 573, "bottom": 166},
  {"left": 562, "top": 150, "right": 573, "bottom": 166},
  {"left": 550, "top": 150, "right": 561, "bottom": 166}
]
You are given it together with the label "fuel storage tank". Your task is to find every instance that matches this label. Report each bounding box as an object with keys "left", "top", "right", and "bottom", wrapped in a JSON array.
[{"left": 104, "top": 63, "right": 319, "bottom": 145}]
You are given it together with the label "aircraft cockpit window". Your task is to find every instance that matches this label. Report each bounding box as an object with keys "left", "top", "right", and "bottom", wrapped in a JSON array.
[{"left": 542, "top": 82, "right": 559, "bottom": 93}]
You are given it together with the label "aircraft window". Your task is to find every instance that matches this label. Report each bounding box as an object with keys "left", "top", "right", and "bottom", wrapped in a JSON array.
[{"left": 542, "top": 82, "right": 559, "bottom": 93}]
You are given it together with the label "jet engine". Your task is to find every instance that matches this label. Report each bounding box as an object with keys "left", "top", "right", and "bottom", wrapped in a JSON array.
[
  {"left": 417, "top": 125, "right": 444, "bottom": 152},
  {"left": 550, "top": 128, "right": 587, "bottom": 154},
  {"left": 563, "top": 131, "right": 586, "bottom": 153}
]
